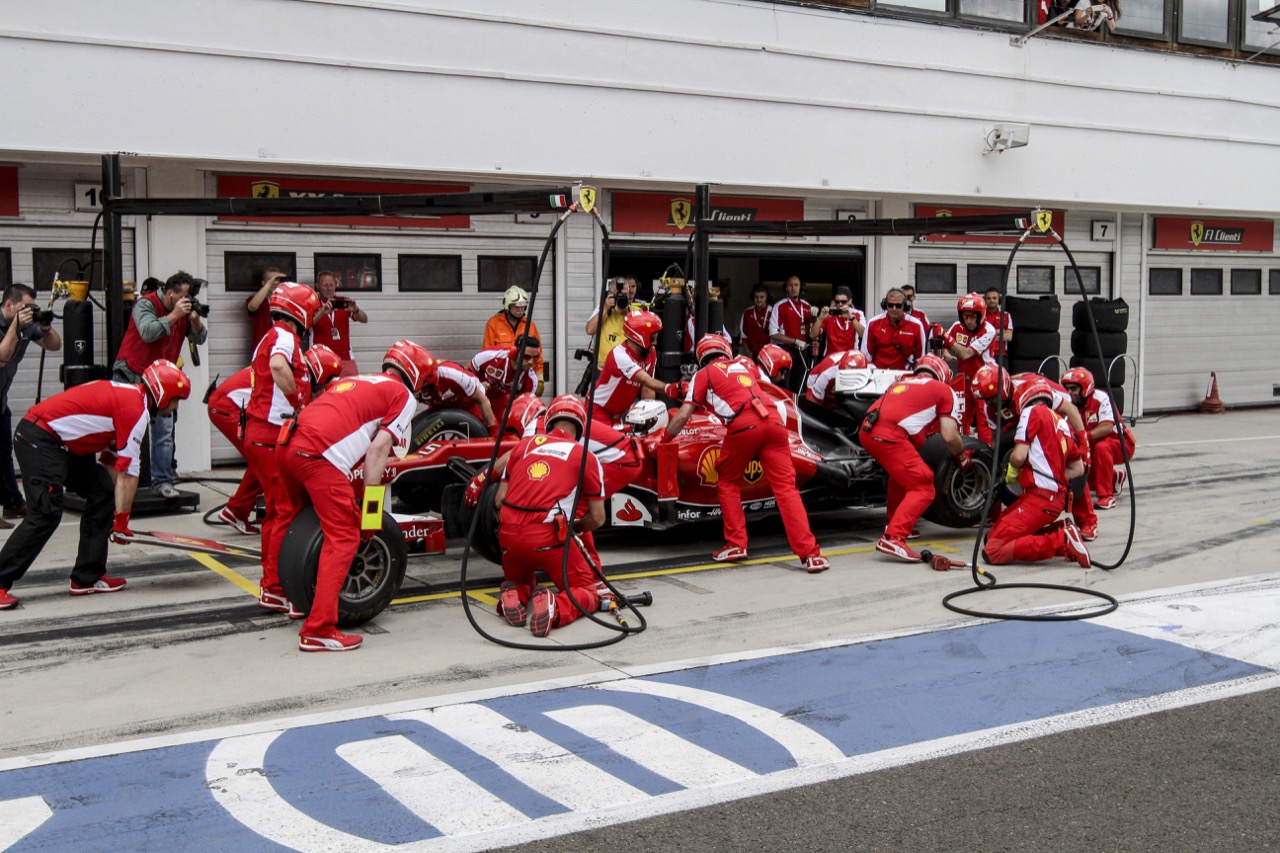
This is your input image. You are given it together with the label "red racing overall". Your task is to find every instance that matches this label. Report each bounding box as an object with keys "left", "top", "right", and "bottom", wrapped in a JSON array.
[
  {"left": 206, "top": 367, "right": 261, "bottom": 523},
  {"left": 689, "top": 356, "right": 819, "bottom": 560},
  {"left": 498, "top": 429, "right": 606, "bottom": 629}
]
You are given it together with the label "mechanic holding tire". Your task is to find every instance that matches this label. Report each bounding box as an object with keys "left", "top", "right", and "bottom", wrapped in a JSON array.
[
  {"left": 242, "top": 282, "right": 322, "bottom": 618},
  {"left": 276, "top": 340, "right": 427, "bottom": 652},
  {"left": 664, "top": 335, "right": 829, "bottom": 573},
  {"left": 934, "top": 293, "right": 997, "bottom": 444},
  {"left": 861, "top": 355, "right": 971, "bottom": 563},
  {"left": 590, "top": 310, "right": 683, "bottom": 427}
]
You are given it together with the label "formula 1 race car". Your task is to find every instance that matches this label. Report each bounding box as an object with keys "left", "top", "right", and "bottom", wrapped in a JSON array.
[{"left": 389, "top": 368, "right": 991, "bottom": 560}]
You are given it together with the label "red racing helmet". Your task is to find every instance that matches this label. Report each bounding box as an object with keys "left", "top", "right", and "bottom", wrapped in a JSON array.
[
  {"left": 957, "top": 292, "right": 986, "bottom": 318},
  {"left": 1060, "top": 367, "right": 1096, "bottom": 400},
  {"left": 1016, "top": 379, "right": 1056, "bottom": 415},
  {"left": 839, "top": 350, "right": 870, "bottom": 370},
  {"left": 622, "top": 310, "right": 663, "bottom": 351},
  {"left": 382, "top": 340, "right": 438, "bottom": 395},
  {"left": 303, "top": 344, "right": 343, "bottom": 390},
  {"left": 545, "top": 394, "right": 587, "bottom": 437},
  {"left": 142, "top": 359, "right": 191, "bottom": 410},
  {"left": 971, "top": 364, "right": 1013, "bottom": 401},
  {"left": 694, "top": 333, "right": 733, "bottom": 366},
  {"left": 913, "top": 354, "right": 952, "bottom": 384},
  {"left": 506, "top": 393, "right": 547, "bottom": 435},
  {"left": 756, "top": 343, "right": 793, "bottom": 381},
  {"left": 268, "top": 282, "right": 322, "bottom": 332}
]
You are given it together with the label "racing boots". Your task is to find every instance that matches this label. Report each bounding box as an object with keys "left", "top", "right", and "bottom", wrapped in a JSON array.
[
  {"left": 876, "top": 535, "right": 921, "bottom": 563},
  {"left": 712, "top": 545, "right": 748, "bottom": 563},
  {"left": 217, "top": 506, "right": 260, "bottom": 535},
  {"left": 803, "top": 555, "right": 830, "bottom": 574},
  {"left": 0, "top": 589, "right": 18, "bottom": 610},
  {"left": 1061, "top": 520, "right": 1092, "bottom": 568},
  {"left": 499, "top": 581, "right": 527, "bottom": 627},
  {"left": 298, "top": 628, "right": 362, "bottom": 652},
  {"left": 69, "top": 575, "right": 126, "bottom": 595},
  {"left": 528, "top": 588, "right": 557, "bottom": 638}
]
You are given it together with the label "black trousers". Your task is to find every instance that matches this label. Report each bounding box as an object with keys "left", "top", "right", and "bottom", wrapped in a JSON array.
[{"left": 0, "top": 420, "right": 114, "bottom": 591}]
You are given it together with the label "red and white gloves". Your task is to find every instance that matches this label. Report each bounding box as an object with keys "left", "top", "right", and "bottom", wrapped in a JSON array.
[
  {"left": 1075, "top": 430, "right": 1091, "bottom": 469},
  {"left": 464, "top": 471, "right": 487, "bottom": 508},
  {"left": 954, "top": 449, "right": 973, "bottom": 470},
  {"left": 663, "top": 381, "right": 687, "bottom": 401},
  {"left": 109, "top": 511, "right": 134, "bottom": 545}
]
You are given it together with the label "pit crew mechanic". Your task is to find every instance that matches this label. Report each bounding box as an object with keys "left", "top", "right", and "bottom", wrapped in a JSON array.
[
  {"left": 935, "top": 293, "right": 996, "bottom": 443},
  {"left": 0, "top": 361, "right": 191, "bottom": 611},
  {"left": 1061, "top": 367, "right": 1135, "bottom": 513},
  {"left": 863, "top": 287, "right": 926, "bottom": 371},
  {"left": 242, "top": 282, "right": 321, "bottom": 617},
  {"left": 861, "top": 355, "right": 970, "bottom": 563},
  {"left": 664, "top": 335, "right": 829, "bottom": 573},
  {"left": 484, "top": 286, "right": 545, "bottom": 393},
  {"left": 495, "top": 395, "right": 607, "bottom": 638},
  {"left": 590, "top": 311, "right": 682, "bottom": 427},
  {"left": 416, "top": 355, "right": 498, "bottom": 435},
  {"left": 276, "top": 340, "right": 427, "bottom": 652}
]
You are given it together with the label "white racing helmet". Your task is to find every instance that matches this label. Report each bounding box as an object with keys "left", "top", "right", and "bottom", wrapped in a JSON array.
[{"left": 624, "top": 399, "right": 670, "bottom": 436}]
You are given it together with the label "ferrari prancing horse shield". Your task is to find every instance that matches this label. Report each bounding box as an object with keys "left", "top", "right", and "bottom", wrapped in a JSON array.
[{"left": 671, "top": 199, "right": 693, "bottom": 231}]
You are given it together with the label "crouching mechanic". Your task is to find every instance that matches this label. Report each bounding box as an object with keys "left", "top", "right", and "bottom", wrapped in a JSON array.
[
  {"left": 495, "top": 395, "right": 607, "bottom": 638},
  {"left": 861, "top": 355, "right": 971, "bottom": 563},
  {"left": 1060, "top": 367, "right": 1135, "bottom": 512},
  {"left": 0, "top": 361, "right": 190, "bottom": 610},
  {"left": 983, "top": 381, "right": 1092, "bottom": 569},
  {"left": 207, "top": 344, "right": 343, "bottom": 535},
  {"left": 276, "top": 340, "right": 427, "bottom": 651},
  {"left": 664, "top": 335, "right": 828, "bottom": 573}
]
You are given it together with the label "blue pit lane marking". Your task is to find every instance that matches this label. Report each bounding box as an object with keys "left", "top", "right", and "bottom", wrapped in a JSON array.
[{"left": 0, "top": 618, "right": 1271, "bottom": 852}]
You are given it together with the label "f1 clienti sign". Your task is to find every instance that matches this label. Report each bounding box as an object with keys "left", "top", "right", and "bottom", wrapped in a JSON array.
[
  {"left": 1153, "top": 217, "right": 1274, "bottom": 252},
  {"left": 612, "top": 191, "right": 804, "bottom": 235},
  {"left": 914, "top": 205, "right": 1063, "bottom": 245},
  {"left": 216, "top": 175, "right": 471, "bottom": 228}
]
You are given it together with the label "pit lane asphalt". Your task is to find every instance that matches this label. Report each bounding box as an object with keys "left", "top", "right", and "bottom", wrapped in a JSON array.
[{"left": 2, "top": 409, "right": 1279, "bottom": 851}]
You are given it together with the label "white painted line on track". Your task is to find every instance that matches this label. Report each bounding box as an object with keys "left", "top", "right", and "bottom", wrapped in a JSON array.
[
  {"left": 0, "top": 796, "right": 52, "bottom": 849},
  {"left": 338, "top": 736, "right": 527, "bottom": 836},
  {"left": 1142, "top": 434, "right": 1280, "bottom": 447},
  {"left": 389, "top": 706, "right": 647, "bottom": 812}
]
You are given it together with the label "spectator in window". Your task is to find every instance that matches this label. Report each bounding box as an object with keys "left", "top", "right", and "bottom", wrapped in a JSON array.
[
  {"left": 484, "top": 286, "right": 544, "bottom": 394},
  {"left": 245, "top": 268, "right": 286, "bottom": 348},
  {"left": 1066, "top": 0, "right": 1118, "bottom": 32},
  {"left": 900, "top": 284, "right": 930, "bottom": 328},
  {"left": 738, "top": 283, "right": 772, "bottom": 358},
  {"left": 111, "top": 271, "right": 208, "bottom": 499},
  {"left": 585, "top": 276, "right": 644, "bottom": 366},
  {"left": 810, "top": 286, "right": 866, "bottom": 358},
  {"left": 313, "top": 269, "right": 368, "bottom": 377}
]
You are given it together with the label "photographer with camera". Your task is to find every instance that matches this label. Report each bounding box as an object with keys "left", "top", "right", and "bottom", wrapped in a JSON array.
[
  {"left": 585, "top": 276, "right": 642, "bottom": 365},
  {"left": 313, "top": 270, "right": 368, "bottom": 377},
  {"left": 112, "top": 270, "right": 207, "bottom": 499},
  {"left": 809, "top": 286, "right": 865, "bottom": 359},
  {"left": 0, "top": 284, "right": 62, "bottom": 523}
]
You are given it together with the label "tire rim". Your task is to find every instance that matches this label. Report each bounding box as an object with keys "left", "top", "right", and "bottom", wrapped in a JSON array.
[
  {"left": 949, "top": 464, "right": 990, "bottom": 513},
  {"left": 343, "top": 537, "right": 393, "bottom": 604}
]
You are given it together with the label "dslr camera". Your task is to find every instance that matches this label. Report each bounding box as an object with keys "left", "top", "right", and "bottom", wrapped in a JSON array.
[
  {"left": 613, "top": 278, "right": 630, "bottom": 312},
  {"left": 187, "top": 278, "right": 211, "bottom": 318},
  {"left": 34, "top": 308, "right": 54, "bottom": 326}
]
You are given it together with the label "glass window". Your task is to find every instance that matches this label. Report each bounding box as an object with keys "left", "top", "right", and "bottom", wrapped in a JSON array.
[
  {"left": 915, "top": 263, "right": 957, "bottom": 294},
  {"left": 874, "top": 0, "right": 1024, "bottom": 25},
  {"left": 0, "top": 248, "right": 10, "bottom": 290},
  {"left": 1179, "top": 0, "right": 1231, "bottom": 46},
  {"left": 478, "top": 256, "right": 537, "bottom": 293},
  {"left": 1149, "top": 267, "right": 1182, "bottom": 295},
  {"left": 1190, "top": 268, "right": 1223, "bottom": 295},
  {"left": 1066, "top": 266, "right": 1103, "bottom": 296},
  {"left": 32, "top": 249, "right": 103, "bottom": 292},
  {"left": 959, "top": 0, "right": 1025, "bottom": 22},
  {"left": 314, "top": 254, "right": 382, "bottom": 291},
  {"left": 968, "top": 264, "right": 1007, "bottom": 294},
  {"left": 398, "top": 255, "right": 462, "bottom": 293},
  {"left": 1016, "top": 265, "right": 1055, "bottom": 295},
  {"left": 1271, "top": 270, "right": 1280, "bottom": 295},
  {"left": 1230, "top": 268, "right": 1262, "bottom": 295},
  {"left": 1117, "top": 0, "right": 1171, "bottom": 36},
  {"left": 1244, "top": 2, "right": 1280, "bottom": 51},
  {"left": 224, "top": 252, "right": 297, "bottom": 293},
  {"left": 878, "top": 0, "right": 947, "bottom": 11}
]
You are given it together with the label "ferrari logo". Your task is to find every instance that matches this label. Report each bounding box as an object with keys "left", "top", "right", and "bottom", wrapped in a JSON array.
[
  {"left": 1036, "top": 211, "right": 1053, "bottom": 233},
  {"left": 332, "top": 381, "right": 356, "bottom": 394},
  {"left": 1190, "top": 221, "right": 1205, "bottom": 246},
  {"left": 670, "top": 199, "right": 693, "bottom": 231},
  {"left": 579, "top": 186, "right": 596, "bottom": 213},
  {"left": 527, "top": 461, "right": 550, "bottom": 481},
  {"left": 533, "top": 435, "right": 548, "bottom": 446},
  {"left": 251, "top": 181, "right": 280, "bottom": 199},
  {"left": 935, "top": 209, "right": 952, "bottom": 218}
]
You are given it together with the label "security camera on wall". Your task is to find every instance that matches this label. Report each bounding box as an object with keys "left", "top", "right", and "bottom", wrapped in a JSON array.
[{"left": 985, "top": 123, "right": 1031, "bottom": 154}]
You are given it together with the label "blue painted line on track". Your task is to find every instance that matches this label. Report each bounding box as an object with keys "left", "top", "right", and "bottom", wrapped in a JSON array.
[{"left": 0, "top": 619, "right": 1269, "bottom": 852}]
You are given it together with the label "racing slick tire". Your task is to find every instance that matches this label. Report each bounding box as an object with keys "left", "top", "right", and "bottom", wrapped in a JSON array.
[
  {"left": 919, "top": 435, "right": 995, "bottom": 528},
  {"left": 278, "top": 506, "right": 409, "bottom": 627},
  {"left": 409, "top": 408, "right": 489, "bottom": 453},
  {"left": 454, "top": 477, "right": 504, "bottom": 566}
]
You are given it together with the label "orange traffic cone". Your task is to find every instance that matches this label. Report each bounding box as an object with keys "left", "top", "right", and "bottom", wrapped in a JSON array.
[{"left": 1199, "top": 372, "right": 1224, "bottom": 414}]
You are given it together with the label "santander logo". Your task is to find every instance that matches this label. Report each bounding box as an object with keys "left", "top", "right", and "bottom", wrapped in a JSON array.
[{"left": 617, "top": 499, "right": 643, "bottom": 523}]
